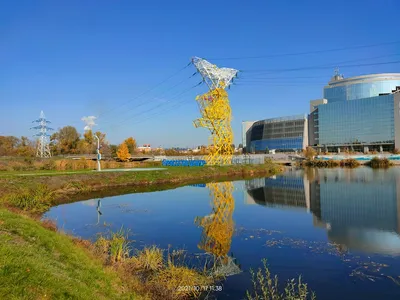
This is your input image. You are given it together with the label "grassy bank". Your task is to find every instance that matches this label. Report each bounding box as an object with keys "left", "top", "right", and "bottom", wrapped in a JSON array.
[
  {"left": 0, "top": 209, "right": 130, "bottom": 299},
  {"left": 0, "top": 156, "right": 160, "bottom": 172},
  {"left": 0, "top": 162, "right": 283, "bottom": 209}
]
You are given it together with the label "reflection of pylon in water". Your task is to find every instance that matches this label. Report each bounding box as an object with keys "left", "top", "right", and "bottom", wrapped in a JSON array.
[{"left": 195, "top": 182, "right": 241, "bottom": 276}]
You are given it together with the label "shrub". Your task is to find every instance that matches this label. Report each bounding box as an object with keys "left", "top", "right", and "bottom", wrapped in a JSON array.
[
  {"left": 392, "top": 148, "right": 400, "bottom": 154},
  {"left": 367, "top": 157, "right": 392, "bottom": 168},
  {"left": 339, "top": 158, "right": 360, "bottom": 168}
]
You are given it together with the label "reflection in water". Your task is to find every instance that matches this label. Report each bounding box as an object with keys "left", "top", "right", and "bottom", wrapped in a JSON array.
[
  {"left": 96, "top": 199, "right": 102, "bottom": 225},
  {"left": 195, "top": 182, "right": 241, "bottom": 276},
  {"left": 245, "top": 168, "right": 400, "bottom": 255}
]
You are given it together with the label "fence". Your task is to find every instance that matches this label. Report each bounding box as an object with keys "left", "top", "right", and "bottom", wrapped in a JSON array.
[{"left": 162, "top": 160, "right": 206, "bottom": 167}]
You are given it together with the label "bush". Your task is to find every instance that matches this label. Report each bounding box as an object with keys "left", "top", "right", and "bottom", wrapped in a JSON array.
[
  {"left": 339, "top": 158, "right": 360, "bottom": 168},
  {"left": 392, "top": 148, "right": 400, "bottom": 154},
  {"left": 366, "top": 157, "right": 392, "bottom": 168}
]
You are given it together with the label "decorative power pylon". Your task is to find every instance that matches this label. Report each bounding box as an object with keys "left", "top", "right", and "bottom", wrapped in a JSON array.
[
  {"left": 195, "top": 182, "right": 241, "bottom": 276},
  {"left": 31, "top": 111, "right": 53, "bottom": 158},
  {"left": 192, "top": 57, "right": 238, "bottom": 165}
]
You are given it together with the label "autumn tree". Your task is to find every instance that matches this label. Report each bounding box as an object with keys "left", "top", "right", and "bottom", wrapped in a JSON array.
[
  {"left": 303, "top": 146, "right": 317, "bottom": 160},
  {"left": 117, "top": 142, "right": 131, "bottom": 161},
  {"left": 124, "top": 137, "right": 137, "bottom": 154},
  {"left": 51, "top": 126, "right": 80, "bottom": 154}
]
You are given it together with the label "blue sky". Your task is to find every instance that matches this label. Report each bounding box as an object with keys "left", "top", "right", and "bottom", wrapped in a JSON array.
[{"left": 1, "top": 0, "right": 399, "bottom": 147}]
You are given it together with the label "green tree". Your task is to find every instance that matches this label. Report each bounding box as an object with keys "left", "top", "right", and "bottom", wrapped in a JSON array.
[
  {"left": 124, "top": 137, "right": 137, "bottom": 154},
  {"left": 265, "top": 147, "right": 269, "bottom": 154},
  {"left": 117, "top": 143, "right": 130, "bottom": 161},
  {"left": 51, "top": 126, "right": 81, "bottom": 154}
]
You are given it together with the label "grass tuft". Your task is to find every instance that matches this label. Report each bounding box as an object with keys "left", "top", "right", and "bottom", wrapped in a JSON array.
[
  {"left": 246, "top": 259, "right": 316, "bottom": 300},
  {"left": 5, "top": 184, "right": 55, "bottom": 212},
  {"left": 130, "top": 246, "right": 164, "bottom": 271}
]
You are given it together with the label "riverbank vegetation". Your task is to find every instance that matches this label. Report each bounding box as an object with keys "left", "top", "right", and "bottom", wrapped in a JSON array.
[
  {"left": 300, "top": 158, "right": 360, "bottom": 168},
  {"left": 299, "top": 157, "right": 395, "bottom": 169},
  {"left": 246, "top": 259, "right": 315, "bottom": 300},
  {"left": 365, "top": 157, "right": 393, "bottom": 168},
  {"left": 0, "top": 162, "right": 283, "bottom": 209}
]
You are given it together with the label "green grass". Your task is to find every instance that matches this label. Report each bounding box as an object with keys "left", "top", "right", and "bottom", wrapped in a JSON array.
[
  {"left": 0, "top": 209, "right": 133, "bottom": 300},
  {"left": 4, "top": 184, "right": 55, "bottom": 213},
  {"left": 0, "top": 163, "right": 282, "bottom": 206}
]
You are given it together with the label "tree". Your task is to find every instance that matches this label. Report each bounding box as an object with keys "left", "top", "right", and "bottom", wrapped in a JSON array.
[
  {"left": 265, "top": 147, "right": 269, "bottom": 154},
  {"left": 109, "top": 145, "right": 118, "bottom": 157},
  {"left": 0, "top": 136, "right": 19, "bottom": 156},
  {"left": 303, "top": 146, "right": 317, "bottom": 160},
  {"left": 124, "top": 137, "right": 137, "bottom": 154},
  {"left": 51, "top": 126, "right": 80, "bottom": 154},
  {"left": 117, "top": 143, "right": 130, "bottom": 161}
]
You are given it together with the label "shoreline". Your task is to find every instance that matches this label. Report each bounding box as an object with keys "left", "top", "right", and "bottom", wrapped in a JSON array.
[{"left": 0, "top": 163, "right": 284, "bottom": 299}]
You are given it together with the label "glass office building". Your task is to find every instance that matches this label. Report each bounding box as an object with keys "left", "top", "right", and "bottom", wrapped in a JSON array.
[
  {"left": 318, "top": 94, "right": 395, "bottom": 146},
  {"left": 324, "top": 73, "right": 400, "bottom": 103},
  {"left": 244, "top": 114, "right": 308, "bottom": 153},
  {"left": 310, "top": 73, "right": 400, "bottom": 150}
]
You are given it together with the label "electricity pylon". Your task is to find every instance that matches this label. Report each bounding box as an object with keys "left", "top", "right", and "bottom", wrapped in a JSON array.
[
  {"left": 31, "top": 111, "right": 53, "bottom": 158},
  {"left": 195, "top": 182, "right": 241, "bottom": 277},
  {"left": 192, "top": 57, "right": 238, "bottom": 165}
]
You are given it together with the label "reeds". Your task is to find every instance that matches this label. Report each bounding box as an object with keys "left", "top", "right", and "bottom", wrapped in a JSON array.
[{"left": 246, "top": 259, "right": 316, "bottom": 300}]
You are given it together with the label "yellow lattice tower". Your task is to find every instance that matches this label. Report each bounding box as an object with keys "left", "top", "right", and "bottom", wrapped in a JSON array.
[
  {"left": 195, "top": 182, "right": 235, "bottom": 264},
  {"left": 192, "top": 57, "right": 238, "bottom": 165}
]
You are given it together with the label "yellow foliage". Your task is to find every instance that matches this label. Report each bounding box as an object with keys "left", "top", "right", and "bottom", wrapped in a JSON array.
[
  {"left": 117, "top": 143, "right": 131, "bottom": 161},
  {"left": 124, "top": 137, "right": 137, "bottom": 154}
]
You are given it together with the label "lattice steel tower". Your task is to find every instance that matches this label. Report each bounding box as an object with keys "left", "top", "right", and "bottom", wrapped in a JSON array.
[
  {"left": 31, "top": 111, "right": 53, "bottom": 158},
  {"left": 192, "top": 57, "right": 238, "bottom": 165}
]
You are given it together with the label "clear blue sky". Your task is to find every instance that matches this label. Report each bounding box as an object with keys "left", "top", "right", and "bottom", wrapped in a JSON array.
[{"left": 1, "top": 0, "right": 399, "bottom": 147}]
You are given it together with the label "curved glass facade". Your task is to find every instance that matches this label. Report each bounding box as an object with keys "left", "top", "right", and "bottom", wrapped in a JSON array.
[
  {"left": 318, "top": 94, "right": 394, "bottom": 146},
  {"left": 246, "top": 115, "right": 307, "bottom": 152},
  {"left": 324, "top": 74, "right": 400, "bottom": 103}
]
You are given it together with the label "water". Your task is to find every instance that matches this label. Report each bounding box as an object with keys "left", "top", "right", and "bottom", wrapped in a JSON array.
[{"left": 44, "top": 167, "right": 400, "bottom": 300}]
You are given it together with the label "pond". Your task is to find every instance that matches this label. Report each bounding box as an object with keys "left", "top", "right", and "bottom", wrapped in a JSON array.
[{"left": 44, "top": 167, "right": 400, "bottom": 300}]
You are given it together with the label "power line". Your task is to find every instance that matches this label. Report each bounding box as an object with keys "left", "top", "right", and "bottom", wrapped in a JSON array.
[
  {"left": 101, "top": 82, "right": 202, "bottom": 131},
  {"left": 242, "top": 60, "right": 400, "bottom": 74},
  {"left": 240, "top": 53, "right": 400, "bottom": 79},
  {"left": 97, "top": 62, "right": 192, "bottom": 119},
  {"left": 206, "top": 40, "right": 400, "bottom": 61},
  {"left": 100, "top": 73, "right": 196, "bottom": 124}
]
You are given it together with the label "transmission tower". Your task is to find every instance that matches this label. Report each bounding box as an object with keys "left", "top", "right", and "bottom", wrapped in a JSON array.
[
  {"left": 31, "top": 111, "right": 53, "bottom": 158},
  {"left": 195, "top": 182, "right": 241, "bottom": 277},
  {"left": 192, "top": 57, "right": 238, "bottom": 165}
]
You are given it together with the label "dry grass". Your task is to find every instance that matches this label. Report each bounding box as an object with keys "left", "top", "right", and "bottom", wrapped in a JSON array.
[
  {"left": 246, "top": 259, "right": 316, "bottom": 300},
  {"left": 130, "top": 246, "right": 164, "bottom": 271},
  {"left": 0, "top": 157, "right": 158, "bottom": 172}
]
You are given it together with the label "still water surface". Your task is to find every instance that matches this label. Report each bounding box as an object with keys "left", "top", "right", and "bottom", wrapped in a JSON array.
[{"left": 45, "top": 167, "right": 400, "bottom": 300}]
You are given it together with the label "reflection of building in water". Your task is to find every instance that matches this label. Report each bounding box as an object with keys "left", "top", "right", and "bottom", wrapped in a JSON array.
[
  {"left": 245, "top": 169, "right": 310, "bottom": 211},
  {"left": 195, "top": 182, "right": 241, "bottom": 276},
  {"left": 245, "top": 168, "right": 400, "bottom": 255},
  {"left": 310, "top": 169, "right": 400, "bottom": 255}
]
